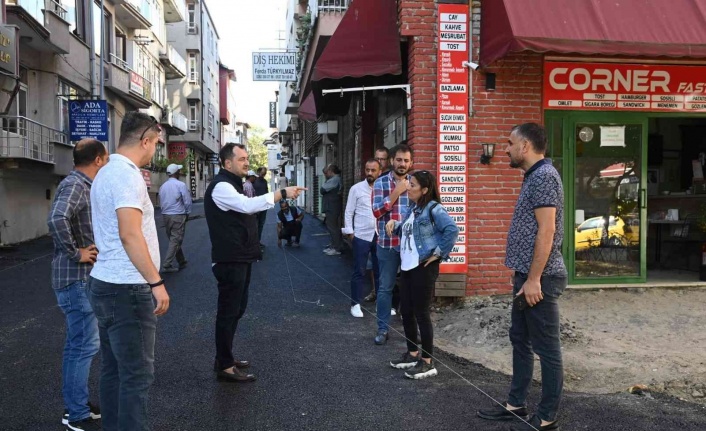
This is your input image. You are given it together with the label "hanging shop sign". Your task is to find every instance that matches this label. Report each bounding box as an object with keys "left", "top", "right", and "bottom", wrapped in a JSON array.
[
  {"left": 168, "top": 142, "right": 187, "bottom": 161},
  {"left": 269, "top": 101, "right": 277, "bottom": 128},
  {"left": 189, "top": 150, "right": 197, "bottom": 198},
  {"left": 69, "top": 100, "right": 108, "bottom": 141},
  {"left": 437, "top": 3, "right": 469, "bottom": 274},
  {"left": 544, "top": 62, "right": 706, "bottom": 112},
  {"left": 252, "top": 52, "right": 296, "bottom": 82},
  {"left": 129, "top": 71, "right": 144, "bottom": 97}
]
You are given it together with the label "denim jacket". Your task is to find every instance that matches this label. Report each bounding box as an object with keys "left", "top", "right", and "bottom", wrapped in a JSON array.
[{"left": 393, "top": 200, "right": 459, "bottom": 263}]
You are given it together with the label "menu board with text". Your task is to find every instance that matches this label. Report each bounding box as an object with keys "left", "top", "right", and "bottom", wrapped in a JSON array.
[{"left": 437, "top": 3, "right": 469, "bottom": 274}]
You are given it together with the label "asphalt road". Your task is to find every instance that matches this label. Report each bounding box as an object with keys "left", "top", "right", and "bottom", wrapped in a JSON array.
[{"left": 1, "top": 204, "right": 705, "bottom": 430}]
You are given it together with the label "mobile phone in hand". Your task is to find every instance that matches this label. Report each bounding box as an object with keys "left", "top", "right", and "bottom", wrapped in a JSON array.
[{"left": 513, "top": 294, "right": 528, "bottom": 311}]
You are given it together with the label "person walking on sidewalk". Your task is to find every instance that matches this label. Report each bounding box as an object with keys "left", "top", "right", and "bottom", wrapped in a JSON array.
[
  {"left": 277, "top": 200, "right": 304, "bottom": 247},
  {"left": 477, "top": 123, "right": 567, "bottom": 431},
  {"left": 253, "top": 167, "right": 269, "bottom": 247},
  {"left": 371, "top": 143, "right": 413, "bottom": 345},
  {"left": 320, "top": 164, "right": 343, "bottom": 255},
  {"left": 386, "top": 171, "right": 458, "bottom": 379},
  {"left": 342, "top": 158, "right": 381, "bottom": 318},
  {"left": 205, "top": 143, "right": 304, "bottom": 383},
  {"left": 277, "top": 171, "right": 289, "bottom": 189},
  {"left": 88, "top": 112, "right": 170, "bottom": 431},
  {"left": 48, "top": 138, "right": 108, "bottom": 431},
  {"left": 158, "top": 163, "right": 192, "bottom": 273},
  {"left": 243, "top": 170, "right": 257, "bottom": 198}
]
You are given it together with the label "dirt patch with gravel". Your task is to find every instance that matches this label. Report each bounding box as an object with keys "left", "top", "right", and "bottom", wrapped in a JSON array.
[{"left": 434, "top": 288, "right": 706, "bottom": 404}]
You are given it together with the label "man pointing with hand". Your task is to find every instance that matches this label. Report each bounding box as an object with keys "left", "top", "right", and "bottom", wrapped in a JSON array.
[{"left": 205, "top": 143, "right": 305, "bottom": 383}]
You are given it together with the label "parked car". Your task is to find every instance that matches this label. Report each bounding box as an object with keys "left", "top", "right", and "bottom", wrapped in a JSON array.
[{"left": 575, "top": 216, "right": 639, "bottom": 251}]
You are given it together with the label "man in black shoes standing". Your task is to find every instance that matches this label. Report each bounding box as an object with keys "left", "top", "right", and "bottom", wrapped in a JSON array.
[
  {"left": 477, "top": 123, "right": 566, "bottom": 431},
  {"left": 205, "top": 143, "right": 304, "bottom": 383}
]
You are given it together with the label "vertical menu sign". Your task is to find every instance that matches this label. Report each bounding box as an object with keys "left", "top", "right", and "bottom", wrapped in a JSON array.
[{"left": 437, "top": 4, "right": 468, "bottom": 274}]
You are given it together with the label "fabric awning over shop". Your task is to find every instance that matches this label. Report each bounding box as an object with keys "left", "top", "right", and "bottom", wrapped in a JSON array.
[
  {"left": 311, "top": 0, "right": 402, "bottom": 82},
  {"left": 297, "top": 91, "right": 317, "bottom": 122},
  {"left": 480, "top": 0, "right": 706, "bottom": 66}
]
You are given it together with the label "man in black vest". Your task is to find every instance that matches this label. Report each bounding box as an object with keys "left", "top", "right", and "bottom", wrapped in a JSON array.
[
  {"left": 204, "top": 143, "right": 304, "bottom": 383},
  {"left": 276, "top": 200, "right": 304, "bottom": 248}
]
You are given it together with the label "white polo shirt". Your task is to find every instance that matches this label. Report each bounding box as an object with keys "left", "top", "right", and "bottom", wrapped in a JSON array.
[{"left": 90, "top": 153, "right": 160, "bottom": 284}]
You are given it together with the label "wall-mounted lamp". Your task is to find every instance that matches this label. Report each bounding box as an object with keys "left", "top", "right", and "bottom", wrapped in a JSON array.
[
  {"left": 480, "top": 143, "right": 495, "bottom": 164},
  {"left": 485, "top": 73, "right": 496, "bottom": 91}
]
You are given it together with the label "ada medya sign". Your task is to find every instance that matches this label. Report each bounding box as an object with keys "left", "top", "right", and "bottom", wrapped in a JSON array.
[
  {"left": 269, "top": 102, "right": 276, "bottom": 128},
  {"left": 69, "top": 100, "right": 108, "bottom": 141},
  {"left": 252, "top": 52, "right": 296, "bottom": 82}
]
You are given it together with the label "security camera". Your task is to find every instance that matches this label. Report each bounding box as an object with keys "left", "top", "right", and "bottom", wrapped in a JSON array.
[{"left": 462, "top": 61, "right": 480, "bottom": 71}]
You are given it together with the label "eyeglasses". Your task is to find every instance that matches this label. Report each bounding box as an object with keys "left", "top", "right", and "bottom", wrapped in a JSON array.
[
  {"left": 139, "top": 119, "right": 163, "bottom": 142},
  {"left": 375, "top": 157, "right": 387, "bottom": 162}
]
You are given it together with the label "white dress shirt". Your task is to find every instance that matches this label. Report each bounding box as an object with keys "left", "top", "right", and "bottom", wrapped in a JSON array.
[
  {"left": 342, "top": 179, "right": 377, "bottom": 242},
  {"left": 212, "top": 181, "right": 275, "bottom": 214}
]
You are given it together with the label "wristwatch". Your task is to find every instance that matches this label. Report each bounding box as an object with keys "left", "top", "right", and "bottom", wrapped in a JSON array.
[{"left": 281, "top": 188, "right": 287, "bottom": 200}]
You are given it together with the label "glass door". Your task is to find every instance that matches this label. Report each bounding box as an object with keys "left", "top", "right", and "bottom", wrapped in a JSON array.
[{"left": 570, "top": 117, "right": 647, "bottom": 282}]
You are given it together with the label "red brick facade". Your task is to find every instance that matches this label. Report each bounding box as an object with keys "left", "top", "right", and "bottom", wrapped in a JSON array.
[{"left": 399, "top": 1, "right": 544, "bottom": 295}]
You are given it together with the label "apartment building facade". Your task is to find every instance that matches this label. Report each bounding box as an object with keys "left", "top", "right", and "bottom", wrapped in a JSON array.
[{"left": 166, "top": 0, "right": 219, "bottom": 200}]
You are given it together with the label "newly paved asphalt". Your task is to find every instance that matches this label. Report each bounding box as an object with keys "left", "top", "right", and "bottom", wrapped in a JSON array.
[{"left": 1, "top": 204, "right": 705, "bottom": 430}]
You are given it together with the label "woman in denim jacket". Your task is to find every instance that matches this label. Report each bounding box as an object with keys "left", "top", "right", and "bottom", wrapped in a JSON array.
[{"left": 385, "top": 170, "right": 459, "bottom": 379}]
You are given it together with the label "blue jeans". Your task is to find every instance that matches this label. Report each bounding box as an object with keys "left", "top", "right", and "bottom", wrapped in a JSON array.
[
  {"left": 351, "top": 236, "right": 379, "bottom": 305},
  {"left": 375, "top": 245, "right": 400, "bottom": 332},
  {"left": 54, "top": 280, "right": 100, "bottom": 422},
  {"left": 508, "top": 273, "right": 567, "bottom": 422},
  {"left": 88, "top": 277, "right": 157, "bottom": 431}
]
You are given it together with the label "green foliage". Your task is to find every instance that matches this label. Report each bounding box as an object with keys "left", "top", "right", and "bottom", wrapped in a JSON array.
[
  {"left": 151, "top": 152, "right": 194, "bottom": 173},
  {"left": 697, "top": 204, "right": 706, "bottom": 233},
  {"left": 247, "top": 125, "right": 269, "bottom": 172}
]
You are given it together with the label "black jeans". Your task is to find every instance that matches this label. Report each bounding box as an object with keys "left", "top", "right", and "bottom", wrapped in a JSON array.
[
  {"left": 256, "top": 211, "right": 267, "bottom": 242},
  {"left": 399, "top": 261, "right": 440, "bottom": 359},
  {"left": 508, "top": 272, "right": 567, "bottom": 422},
  {"left": 279, "top": 220, "right": 303, "bottom": 243},
  {"left": 212, "top": 262, "right": 251, "bottom": 370}
]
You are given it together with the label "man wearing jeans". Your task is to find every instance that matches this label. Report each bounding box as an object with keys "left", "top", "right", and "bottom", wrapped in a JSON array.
[
  {"left": 477, "top": 123, "right": 567, "bottom": 431},
  {"left": 342, "top": 158, "right": 381, "bottom": 318},
  {"left": 48, "top": 138, "right": 108, "bottom": 431},
  {"left": 371, "top": 143, "right": 413, "bottom": 345},
  {"left": 89, "top": 112, "right": 170, "bottom": 431},
  {"left": 158, "top": 163, "right": 192, "bottom": 272}
]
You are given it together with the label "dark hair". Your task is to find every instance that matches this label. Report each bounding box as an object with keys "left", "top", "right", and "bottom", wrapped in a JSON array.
[
  {"left": 328, "top": 164, "right": 341, "bottom": 175},
  {"left": 219, "top": 142, "right": 247, "bottom": 167},
  {"left": 390, "top": 143, "right": 413, "bottom": 160},
  {"left": 411, "top": 170, "right": 440, "bottom": 208},
  {"left": 279, "top": 200, "right": 289, "bottom": 207},
  {"left": 73, "top": 138, "right": 106, "bottom": 167},
  {"left": 374, "top": 147, "right": 389, "bottom": 157},
  {"left": 365, "top": 158, "right": 381, "bottom": 169},
  {"left": 512, "top": 123, "right": 547, "bottom": 154},
  {"left": 257, "top": 166, "right": 267, "bottom": 175},
  {"left": 279, "top": 172, "right": 285, "bottom": 176},
  {"left": 119, "top": 111, "right": 159, "bottom": 147}
]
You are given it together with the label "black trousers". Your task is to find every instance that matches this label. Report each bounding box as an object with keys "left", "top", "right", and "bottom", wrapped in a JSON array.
[
  {"left": 256, "top": 211, "right": 267, "bottom": 242},
  {"left": 279, "top": 220, "right": 303, "bottom": 243},
  {"left": 212, "top": 262, "right": 251, "bottom": 370},
  {"left": 399, "top": 261, "right": 440, "bottom": 359}
]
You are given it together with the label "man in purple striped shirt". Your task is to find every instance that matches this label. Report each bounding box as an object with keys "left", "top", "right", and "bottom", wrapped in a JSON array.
[{"left": 47, "top": 138, "right": 108, "bottom": 430}]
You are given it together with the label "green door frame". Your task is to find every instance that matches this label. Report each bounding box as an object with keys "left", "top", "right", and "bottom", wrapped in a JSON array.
[{"left": 545, "top": 111, "right": 649, "bottom": 284}]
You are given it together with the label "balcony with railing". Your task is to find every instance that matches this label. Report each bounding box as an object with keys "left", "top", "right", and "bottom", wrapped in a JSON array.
[
  {"left": 160, "top": 45, "right": 187, "bottom": 79},
  {"left": 163, "top": 0, "right": 186, "bottom": 23},
  {"left": 161, "top": 110, "right": 188, "bottom": 135},
  {"left": 317, "top": 0, "right": 350, "bottom": 13},
  {"left": 115, "top": 0, "right": 151, "bottom": 29},
  {"left": 0, "top": 116, "right": 68, "bottom": 164},
  {"left": 7, "top": 0, "right": 71, "bottom": 53}
]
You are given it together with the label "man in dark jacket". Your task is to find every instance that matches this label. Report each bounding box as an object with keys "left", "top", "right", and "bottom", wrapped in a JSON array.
[
  {"left": 204, "top": 143, "right": 304, "bottom": 383},
  {"left": 276, "top": 200, "right": 304, "bottom": 247},
  {"left": 252, "top": 167, "right": 269, "bottom": 247},
  {"left": 320, "top": 164, "right": 343, "bottom": 255}
]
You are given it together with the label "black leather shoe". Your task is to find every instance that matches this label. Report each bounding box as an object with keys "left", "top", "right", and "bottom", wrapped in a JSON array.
[
  {"left": 216, "top": 367, "right": 256, "bottom": 383},
  {"left": 214, "top": 360, "right": 251, "bottom": 372},
  {"left": 364, "top": 292, "right": 376, "bottom": 302},
  {"left": 374, "top": 330, "right": 389, "bottom": 345},
  {"left": 510, "top": 415, "right": 559, "bottom": 431},
  {"left": 477, "top": 404, "right": 529, "bottom": 421}
]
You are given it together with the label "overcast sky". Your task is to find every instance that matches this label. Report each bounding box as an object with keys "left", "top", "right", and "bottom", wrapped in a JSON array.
[{"left": 207, "top": 0, "right": 288, "bottom": 129}]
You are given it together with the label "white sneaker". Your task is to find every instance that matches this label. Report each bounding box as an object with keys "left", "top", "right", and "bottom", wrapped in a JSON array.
[
  {"left": 391, "top": 308, "right": 397, "bottom": 316},
  {"left": 323, "top": 247, "right": 333, "bottom": 253},
  {"left": 325, "top": 249, "right": 341, "bottom": 256},
  {"left": 350, "top": 304, "right": 364, "bottom": 318}
]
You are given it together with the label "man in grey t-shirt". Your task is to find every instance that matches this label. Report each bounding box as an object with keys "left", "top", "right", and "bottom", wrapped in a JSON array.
[
  {"left": 89, "top": 112, "right": 170, "bottom": 431},
  {"left": 478, "top": 123, "right": 567, "bottom": 431}
]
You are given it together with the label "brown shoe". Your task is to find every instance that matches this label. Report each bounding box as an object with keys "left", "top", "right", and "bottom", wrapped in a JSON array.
[
  {"left": 364, "top": 292, "right": 376, "bottom": 302},
  {"left": 217, "top": 367, "right": 256, "bottom": 383}
]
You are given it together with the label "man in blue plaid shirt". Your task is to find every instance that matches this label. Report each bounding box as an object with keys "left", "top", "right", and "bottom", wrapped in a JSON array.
[{"left": 48, "top": 138, "right": 108, "bottom": 431}]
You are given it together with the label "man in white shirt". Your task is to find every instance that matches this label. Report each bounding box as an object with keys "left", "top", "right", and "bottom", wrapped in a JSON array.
[
  {"left": 342, "top": 159, "right": 382, "bottom": 317},
  {"left": 88, "top": 112, "right": 169, "bottom": 431},
  {"left": 204, "top": 143, "right": 304, "bottom": 383},
  {"left": 158, "top": 163, "right": 192, "bottom": 273}
]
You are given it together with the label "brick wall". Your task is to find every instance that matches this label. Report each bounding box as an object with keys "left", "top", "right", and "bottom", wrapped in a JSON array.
[{"left": 400, "top": 1, "right": 545, "bottom": 296}]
